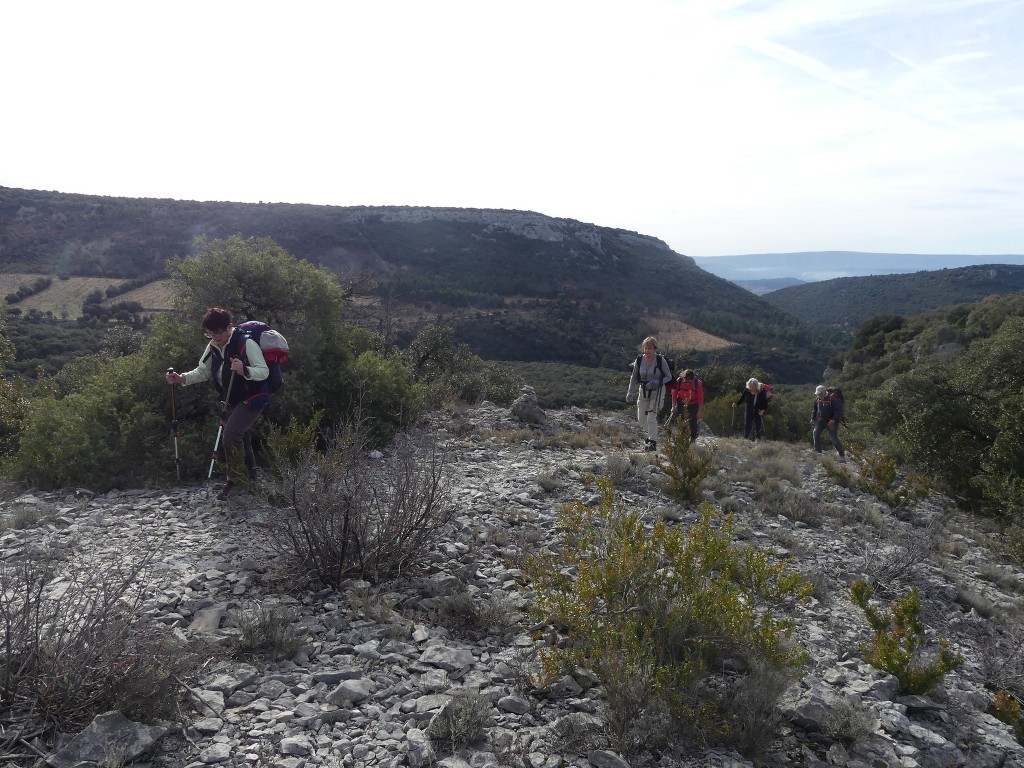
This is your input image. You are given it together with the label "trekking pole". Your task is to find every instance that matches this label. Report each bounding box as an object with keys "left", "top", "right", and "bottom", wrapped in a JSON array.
[
  {"left": 167, "top": 368, "right": 181, "bottom": 482},
  {"left": 207, "top": 371, "right": 236, "bottom": 480}
]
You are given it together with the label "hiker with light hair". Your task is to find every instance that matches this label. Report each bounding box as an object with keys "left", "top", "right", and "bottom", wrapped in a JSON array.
[
  {"left": 626, "top": 336, "right": 673, "bottom": 451},
  {"left": 811, "top": 384, "right": 845, "bottom": 459},
  {"left": 732, "top": 377, "right": 769, "bottom": 442}
]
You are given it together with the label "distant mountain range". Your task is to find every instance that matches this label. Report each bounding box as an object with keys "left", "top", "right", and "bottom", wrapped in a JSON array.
[{"left": 692, "top": 252, "right": 1024, "bottom": 288}]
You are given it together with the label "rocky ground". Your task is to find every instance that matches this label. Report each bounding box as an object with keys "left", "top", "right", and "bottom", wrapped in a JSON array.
[{"left": 3, "top": 396, "right": 1024, "bottom": 768}]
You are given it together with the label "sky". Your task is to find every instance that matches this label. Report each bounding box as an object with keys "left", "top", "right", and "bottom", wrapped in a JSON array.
[{"left": 2, "top": 0, "right": 1022, "bottom": 257}]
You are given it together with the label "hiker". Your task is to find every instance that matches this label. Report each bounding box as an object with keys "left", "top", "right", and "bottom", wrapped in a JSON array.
[
  {"left": 165, "top": 307, "right": 269, "bottom": 499},
  {"left": 732, "top": 377, "right": 769, "bottom": 441},
  {"left": 626, "top": 336, "right": 673, "bottom": 451},
  {"left": 811, "top": 385, "right": 845, "bottom": 458},
  {"left": 670, "top": 368, "right": 704, "bottom": 442}
]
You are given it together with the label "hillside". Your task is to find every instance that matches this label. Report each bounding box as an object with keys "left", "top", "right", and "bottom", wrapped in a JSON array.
[
  {"left": 4, "top": 404, "right": 1024, "bottom": 766},
  {"left": 762, "top": 265, "right": 1024, "bottom": 329},
  {"left": 0, "top": 187, "right": 840, "bottom": 382}
]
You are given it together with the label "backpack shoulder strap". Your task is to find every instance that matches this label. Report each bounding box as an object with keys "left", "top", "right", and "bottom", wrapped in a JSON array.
[
  {"left": 658, "top": 354, "right": 670, "bottom": 379},
  {"left": 228, "top": 328, "right": 248, "bottom": 361}
]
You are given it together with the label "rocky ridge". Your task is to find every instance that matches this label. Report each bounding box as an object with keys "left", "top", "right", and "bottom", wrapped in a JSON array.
[{"left": 3, "top": 397, "right": 1024, "bottom": 768}]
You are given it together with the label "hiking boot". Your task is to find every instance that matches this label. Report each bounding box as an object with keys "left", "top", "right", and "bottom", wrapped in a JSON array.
[{"left": 216, "top": 480, "right": 235, "bottom": 501}]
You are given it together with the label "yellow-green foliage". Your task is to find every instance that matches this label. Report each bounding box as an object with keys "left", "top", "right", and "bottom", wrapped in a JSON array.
[
  {"left": 659, "top": 421, "right": 716, "bottom": 501},
  {"left": 856, "top": 451, "right": 929, "bottom": 507},
  {"left": 851, "top": 580, "right": 962, "bottom": 695},
  {"left": 989, "top": 690, "right": 1024, "bottom": 741},
  {"left": 524, "top": 476, "right": 810, "bottom": 752}
]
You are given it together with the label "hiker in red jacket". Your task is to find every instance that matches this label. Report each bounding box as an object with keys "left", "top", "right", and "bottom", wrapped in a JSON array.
[{"left": 670, "top": 369, "right": 704, "bottom": 442}]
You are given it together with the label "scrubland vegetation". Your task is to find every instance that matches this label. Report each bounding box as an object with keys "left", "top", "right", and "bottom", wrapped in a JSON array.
[{"left": 3, "top": 232, "right": 1024, "bottom": 762}]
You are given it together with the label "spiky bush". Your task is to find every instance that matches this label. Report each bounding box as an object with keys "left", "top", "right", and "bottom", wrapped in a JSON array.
[
  {"left": 524, "top": 476, "right": 810, "bottom": 755},
  {"left": 851, "top": 580, "right": 962, "bottom": 695}
]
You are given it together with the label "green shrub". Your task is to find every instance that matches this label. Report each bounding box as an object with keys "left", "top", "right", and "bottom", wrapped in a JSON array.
[
  {"left": 524, "top": 476, "right": 810, "bottom": 755},
  {"left": 989, "top": 690, "right": 1024, "bottom": 742},
  {"left": 854, "top": 450, "right": 930, "bottom": 508},
  {"left": 659, "top": 421, "right": 715, "bottom": 501},
  {"left": 6, "top": 354, "right": 180, "bottom": 489},
  {"left": 851, "top": 580, "right": 962, "bottom": 694}
]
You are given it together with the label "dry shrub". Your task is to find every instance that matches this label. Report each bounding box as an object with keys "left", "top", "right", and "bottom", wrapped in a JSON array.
[
  {"left": 428, "top": 591, "right": 521, "bottom": 639},
  {"left": 854, "top": 514, "right": 940, "bottom": 590},
  {"left": 823, "top": 457, "right": 856, "bottom": 488},
  {"left": 603, "top": 453, "right": 646, "bottom": 487},
  {"left": 822, "top": 698, "right": 877, "bottom": 745},
  {"left": 719, "top": 660, "right": 792, "bottom": 757},
  {"left": 262, "top": 422, "right": 455, "bottom": 586},
  {"left": 425, "top": 691, "right": 491, "bottom": 752},
  {"left": 752, "top": 479, "right": 824, "bottom": 528},
  {"left": 0, "top": 549, "right": 194, "bottom": 755},
  {"left": 231, "top": 602, "right": 304, "bottom": 661}
]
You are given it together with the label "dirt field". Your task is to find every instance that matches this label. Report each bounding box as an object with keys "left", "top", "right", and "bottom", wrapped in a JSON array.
[{"left": 0, "top": 275, "right": 174, "bottom": 319}]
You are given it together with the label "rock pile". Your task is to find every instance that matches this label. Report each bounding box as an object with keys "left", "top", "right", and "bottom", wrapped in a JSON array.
[{"left": 3, "top": 399, "right": 1024, "bottom": 768}]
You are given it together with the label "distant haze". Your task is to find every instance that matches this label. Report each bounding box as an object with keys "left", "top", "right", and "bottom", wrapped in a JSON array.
[{"left": 692, "top": 252, "right": 1024, "bottom": 283}]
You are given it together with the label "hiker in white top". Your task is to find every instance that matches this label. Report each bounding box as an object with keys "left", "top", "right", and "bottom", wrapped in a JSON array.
[{"left": 626, "top": 336, "right": 672, "bottom": 451}]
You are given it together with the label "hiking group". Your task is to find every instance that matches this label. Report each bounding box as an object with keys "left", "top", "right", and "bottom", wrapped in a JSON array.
[
  {"left": 173, "top": 317, "right": 847, "bottom": 497},
  {"left": 627, "top": 336, "right": 846, "bottom": 456},
  {"left": 165, "top": 307, "right": 288, "bottom": 500}
]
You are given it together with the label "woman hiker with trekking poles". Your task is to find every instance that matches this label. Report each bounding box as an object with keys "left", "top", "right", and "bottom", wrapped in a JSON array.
[
  {"left": 626, "top": 336, "right": 673, "bottom": 451},
  {"left": 165, "top": 307, "right": 269, "bottom": 500}
]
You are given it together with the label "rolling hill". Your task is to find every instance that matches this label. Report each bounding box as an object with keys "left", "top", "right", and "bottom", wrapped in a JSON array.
[
  {"left": 762, "top": 264, "right": 1024, "bottom": 329},
  {"left": 0, "top": 187, "right": 841, "bottom": 382}
]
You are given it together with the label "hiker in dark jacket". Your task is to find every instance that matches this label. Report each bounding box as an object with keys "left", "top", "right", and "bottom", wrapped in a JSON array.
[
  {"left": 670, "top": 369, "right": 704, "bottom": 442},
  {"left": 811, "top": 384, "right": 845, "bottom": 458},
  {"left": 626, "top": 336, "right": 672, "bottom": 451},
  {"left": 165, "top": 307, "right": 269, "bottom": 499},
  {"left": 732, "top": 377, "right": 768, "bottom": 441}
]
